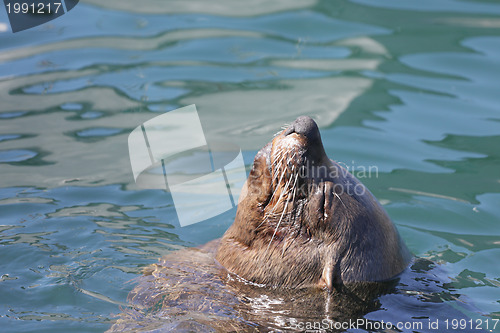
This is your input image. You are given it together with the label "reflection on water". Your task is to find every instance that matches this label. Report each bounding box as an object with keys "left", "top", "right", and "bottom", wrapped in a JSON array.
[
  {"left": 0, "top": 0, "right": 499, "bottom": 332},
  {"left": 0, "top": 6, "right": 391, "bottom": 187}
]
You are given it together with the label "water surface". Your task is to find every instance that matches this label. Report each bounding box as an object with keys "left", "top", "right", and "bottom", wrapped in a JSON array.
[{"left": 0, "top": 0, "right": 499, "bottom": 332}]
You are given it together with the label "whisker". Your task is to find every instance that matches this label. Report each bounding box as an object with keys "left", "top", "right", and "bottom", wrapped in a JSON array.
[
  {"left": 282, "top": 172, "right": 299, "bottom": 256},
  {"left": 263, "top": 164, "right": 295, "bottom": 234},
  {"left": 334, "top": 191, "right": 347, "bottom": 209},
  {"left": 263, "top": 165, "right": 294, "bottom": 224},
  {"left": 266, "top": 193, "right": 291, "bottom": 255},
  {"left": 264, "top": 164, "right": 296, "bottom": 245}
]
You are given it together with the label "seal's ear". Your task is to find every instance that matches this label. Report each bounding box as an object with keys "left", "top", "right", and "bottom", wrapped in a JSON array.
[
  {"left": 319, "top": 265, "right": 333, "bottom": 292},
  {"left": 319, "top": 256, "right": 343, "bottom": 292}
]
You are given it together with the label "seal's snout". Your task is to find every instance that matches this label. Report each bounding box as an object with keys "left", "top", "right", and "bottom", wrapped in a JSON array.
[
  {"left": 281, "top": 116, "right": 326, "bottom": 163},
  {"left": 284, "top": 116, "right": 321, "bottom": 142}
]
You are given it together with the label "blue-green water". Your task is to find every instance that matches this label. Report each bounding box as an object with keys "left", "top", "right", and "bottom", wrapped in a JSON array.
[{"left": 1, "top": 0, "right": 500, "bottom": 332}]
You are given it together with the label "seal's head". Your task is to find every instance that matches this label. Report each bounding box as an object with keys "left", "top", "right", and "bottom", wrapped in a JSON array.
[{"left": 216, "top": 116, "right": 411, "bottom": 291}]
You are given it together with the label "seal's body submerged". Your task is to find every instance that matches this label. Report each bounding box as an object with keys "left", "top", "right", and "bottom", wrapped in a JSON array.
[{"left": 216, "top": 116, "right": 411, "bottom": 290}]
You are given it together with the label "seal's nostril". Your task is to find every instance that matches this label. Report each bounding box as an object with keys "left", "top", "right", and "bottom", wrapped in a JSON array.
[{"left": 284, "top": 125, "right": 295, "bottom": 136}]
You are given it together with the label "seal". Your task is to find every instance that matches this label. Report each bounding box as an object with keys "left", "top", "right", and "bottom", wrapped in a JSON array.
[
  {"left": 216, "top": 116, "right": 411, "bottom": 291},
  {"left": 108, "top": 117, "right": 480, "bottom": 332}
]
